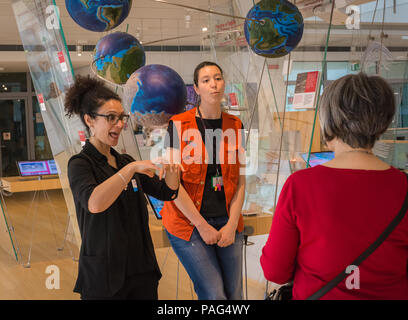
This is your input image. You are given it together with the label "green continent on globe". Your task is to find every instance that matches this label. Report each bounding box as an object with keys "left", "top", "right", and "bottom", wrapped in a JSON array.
[
  {"left": 118, "top": 46, "right": 144, "bottom": 82},
  {"left": 109, "top": 56, "right": 123, "bottom": 83},
  {"left": 97, "top": 57, "right": 121, "bottom": 84},
  {"left": 79, "top": 0, "right": 90, "bottom": 9},
  {"left": 280, "top": 2, "right": 302, "bottom": 20},
  {"left": 97, "top": 46, "right": 144, "bottom": 84},
  {"left": 249, "top": 18, "right": 285, "bottom": 50},
  {"left": 258, "top": 0, "right": 279, "bottom": 11},
  {"left": 294, "top": 13, "right": 303, "bottom": 25},
  {"left": 97, "top": 6, "right": 123, "bottom": 31},
  {"left": 98, "top": 61, "right": 110, "bottom": 80},
  {"left": 274, "top": 47, "right": 289, "bottom": 56}
]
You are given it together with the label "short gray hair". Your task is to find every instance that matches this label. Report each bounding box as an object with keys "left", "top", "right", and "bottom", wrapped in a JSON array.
[{"left": 319, "top": 73, "right": 395, "bottom": 149}]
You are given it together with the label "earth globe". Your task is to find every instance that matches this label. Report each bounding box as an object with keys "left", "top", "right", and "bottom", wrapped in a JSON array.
[
  {"left": 123, "top": 64, "right": 187, "bottom": 128},
  {"left": 94, "top": 32, "right": 145, "bottom": 85},
  {"left": 244, "top": 0, "right": 304, "bottom": 58},
  {"left": 65, "top": 0, "right": 132, "bottom": 32}
]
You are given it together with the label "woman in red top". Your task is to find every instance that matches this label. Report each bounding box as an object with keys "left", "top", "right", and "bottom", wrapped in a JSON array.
[{"left": 261, "top": 73, "right": 408, "bottom": 300}]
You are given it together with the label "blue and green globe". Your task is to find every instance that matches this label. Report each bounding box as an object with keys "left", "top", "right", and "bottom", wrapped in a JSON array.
[
  {"left": 65, "top": 0, "right": 132, "bottom": 32},
  {"left": 94, "top": 32, "right": 145, "bottom": 85},
  {"left": 244, "top": 0, "right": 304, "bottom": 58},
  {"left": 123, "top": 64, "right": 187, "bottom": 128}
]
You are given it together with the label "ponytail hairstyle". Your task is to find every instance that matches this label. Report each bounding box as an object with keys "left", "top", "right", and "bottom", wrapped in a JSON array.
[{"left": 64, "top": 75, "right": 120, "bottom": 134}]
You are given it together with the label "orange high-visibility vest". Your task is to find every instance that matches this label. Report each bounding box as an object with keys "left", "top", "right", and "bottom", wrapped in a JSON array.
[{"left": 161, "top": 107, "right": 244, "bottom": 241}]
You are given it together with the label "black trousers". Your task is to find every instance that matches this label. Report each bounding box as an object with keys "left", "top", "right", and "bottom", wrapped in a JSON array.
[{"left": 81, "top": 271, "right": 159, "bottom": 300}]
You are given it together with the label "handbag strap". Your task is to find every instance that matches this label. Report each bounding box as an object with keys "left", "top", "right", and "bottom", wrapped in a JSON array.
[{"left": 307, "top": 172, "right": 408, "bottom": 300}]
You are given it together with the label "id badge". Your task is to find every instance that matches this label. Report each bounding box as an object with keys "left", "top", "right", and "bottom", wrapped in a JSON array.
[
  {"left": 211, "top": 175, "right": 223, "bottom": 192},
  {"left": 131, "top": 178, "right": 138, "bottom": 192}
]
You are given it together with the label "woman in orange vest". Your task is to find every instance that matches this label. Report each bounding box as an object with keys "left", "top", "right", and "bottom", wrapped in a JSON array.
[{"left": 162, "top": 61, "right": 246, "bottom": 300}]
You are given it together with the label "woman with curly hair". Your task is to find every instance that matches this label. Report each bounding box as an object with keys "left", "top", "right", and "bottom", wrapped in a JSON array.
[{"left": 65, "top": 75, "right": 181, "bottom": 300}]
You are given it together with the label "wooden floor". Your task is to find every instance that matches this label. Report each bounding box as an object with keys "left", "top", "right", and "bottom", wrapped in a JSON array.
[{"left": 0, "top": 190, "right": 269, "bottom": 300}]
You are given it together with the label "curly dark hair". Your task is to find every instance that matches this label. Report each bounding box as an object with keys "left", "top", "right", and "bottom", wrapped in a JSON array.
[{"left": 64, "top": 75, "right": 121, "bottom": 132}]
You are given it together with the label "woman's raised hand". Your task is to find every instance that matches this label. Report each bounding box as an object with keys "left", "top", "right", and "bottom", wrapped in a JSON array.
[
  {"left": 132, "top": 160, "right": 161, "bottom": 178},
  {"left": 153, "top": 148, "right": 185, "bottom": 180}
]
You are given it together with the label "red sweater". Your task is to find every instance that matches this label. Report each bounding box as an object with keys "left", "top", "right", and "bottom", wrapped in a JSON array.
[{"left": 260, "top": 165, "right": 408, "bottom": 300}]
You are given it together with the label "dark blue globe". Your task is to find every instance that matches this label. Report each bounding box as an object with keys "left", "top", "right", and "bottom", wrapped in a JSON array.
[
  {"left": 123, "top": 65, "right": 187, "bottom": 128},
  {"left": 65, "top": 0, "right": 132, "bottom": 32},
  {"left": 244, "top": 0, "right": 304, "bottom": 58},
  {"left": 94, "top": 32, "right": 145, "bottom": 85}
]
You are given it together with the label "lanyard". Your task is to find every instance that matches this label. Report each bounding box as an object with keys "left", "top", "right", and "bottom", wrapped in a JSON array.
[{"left": 197, "top": 106, "right": 221, "bottom": 176}]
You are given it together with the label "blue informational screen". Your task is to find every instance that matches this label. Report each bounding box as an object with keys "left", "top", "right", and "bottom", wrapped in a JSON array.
[
  {"left": 17, "top": 160, "right": 58, "bottom": 177},
  {"left": 300, "top": 152, "right": 334, "bottom": 167},
  {"left": 147, "top": 195, "right": 163, "bottom": 219}
]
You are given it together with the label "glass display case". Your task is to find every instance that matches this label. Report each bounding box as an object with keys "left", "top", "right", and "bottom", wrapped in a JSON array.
[
  {"left": 124, "top": 0, "right": 408, "bottom": 232},
  {"left": 203, "top": 0, "right": 408, "bottom": 218}
]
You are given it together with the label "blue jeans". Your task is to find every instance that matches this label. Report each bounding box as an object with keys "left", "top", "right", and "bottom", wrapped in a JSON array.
[{"left": 166, "top": 215, "right": 243, "bottom": 300}]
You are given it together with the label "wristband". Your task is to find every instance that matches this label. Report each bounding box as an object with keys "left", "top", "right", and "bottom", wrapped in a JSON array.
[{"left": 117, "top": 172, "right": 128, "bottom": 190}]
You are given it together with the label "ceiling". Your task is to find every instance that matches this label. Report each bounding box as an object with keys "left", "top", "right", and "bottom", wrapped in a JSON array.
[
  {"left": 1, "top": 0, "right": 240, "bottom": 47},
  {"left": 0, "top": 0, "right": 407, "bottom": 72},
  {"left": 56, "top": 0, "right": 217, "bottom": 46}
]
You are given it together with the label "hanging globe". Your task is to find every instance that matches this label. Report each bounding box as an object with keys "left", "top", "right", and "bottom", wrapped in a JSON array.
[
  {"left": 65, "top": 0, "right": 132, "bottom": 32},
  {"left": 123, "top": 64, "right": 187, "bottom": 128},
  {"left": 93, "top": 32, "right": 145, "bottom": 85},
  {"left": 244, "top": 0, "right": 304, "bottom": 58}
]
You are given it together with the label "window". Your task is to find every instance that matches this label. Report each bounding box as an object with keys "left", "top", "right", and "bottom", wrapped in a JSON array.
[{"left": 0, "top": 73, "right": 27, "bottom": 92}]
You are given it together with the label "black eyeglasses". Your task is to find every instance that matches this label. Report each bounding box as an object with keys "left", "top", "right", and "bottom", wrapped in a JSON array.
[{"left": 92, "top": 113, "right": 130, "bottom": 125}]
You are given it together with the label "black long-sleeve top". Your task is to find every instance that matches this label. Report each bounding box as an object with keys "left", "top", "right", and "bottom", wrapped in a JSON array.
[{"left": 68, "top": 140, "right": 178, "bottom": 297}]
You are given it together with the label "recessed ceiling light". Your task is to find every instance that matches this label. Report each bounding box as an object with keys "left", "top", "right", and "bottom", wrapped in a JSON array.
[{"left": 202, "top": 27, "right": 208, "bottom": 32}]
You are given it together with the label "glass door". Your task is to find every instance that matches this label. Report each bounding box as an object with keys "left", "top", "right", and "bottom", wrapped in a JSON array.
[{"left": 0, "top": 99, "right": 28, "bottom": 177}]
